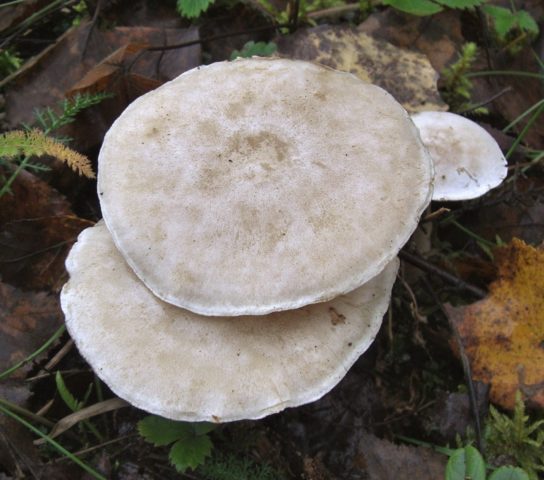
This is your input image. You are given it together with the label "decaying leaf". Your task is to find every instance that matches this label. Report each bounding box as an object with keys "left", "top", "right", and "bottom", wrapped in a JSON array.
[
  {"left": 449, "top": 238, "right": 544, "bottom": 409},
  {"left": 355, "top": 432, "right": 446, "bottom": 479},
  {"left": 358, "top": 9, "right": 464, "bottom": 72},
  {"left": 3, "top": 23, "right": 201, "bottom": 151},
  {"left": 0, "top": 169, "right": 92, "bottom": 291},
  {"left": 0, "top": 282, "right": 62, "bottom": 379},
  {"left": 276, "top": 25, "right": 447, "bottom": 113}
]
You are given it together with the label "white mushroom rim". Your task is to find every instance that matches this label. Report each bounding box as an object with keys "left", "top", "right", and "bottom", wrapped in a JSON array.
[
  {"left": 97, "top": 57, "right": 432, "bottom": 316},
  {"left": 61, "top": 222, "right": 399, "bottom": 423},
  {"left": 412, "top": 111, "right": 507, "bottom": 202}
]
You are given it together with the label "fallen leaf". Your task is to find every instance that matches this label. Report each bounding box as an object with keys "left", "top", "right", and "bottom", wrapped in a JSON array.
[
  {"left": 37, "top": 398, "right": 129, "bottom": 443},
  {"left": 276, "top": 25, "right": 447, "bottom": 113},
  {"left": 354, "top": 432, "right": 446, "bottom": 479},
  {"left": 0, "top": 169, "right": 92, "bottom": 291},
  {"left": 423, "top": 383, "right": 489, "bottom": 444},
  {"left": 358, "top": 9, "right": 464, "bottom": 72},
  {"left": 3, "top": 23, "right": 201, "bottom": 150},
  {"left": 449, "top": 238, "right": 544, "bottom": 409},
  {"left": 0, "top": 0, "right": 50, "bottom": 35},
  {"left": 0, "top": 282, "right": 62, "bottom": 379}
]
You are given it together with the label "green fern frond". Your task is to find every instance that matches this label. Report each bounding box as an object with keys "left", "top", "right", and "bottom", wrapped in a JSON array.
[
  {"left": 0, "top": 129, "right": 95, "bottom": 178},
  {"left": 33, "top": 92, "right": 112, "bottom": 135}
]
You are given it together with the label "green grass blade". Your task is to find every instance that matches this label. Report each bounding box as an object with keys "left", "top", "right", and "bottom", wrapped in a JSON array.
[
  {"left": 0, "top": 403, "right": 106, "bottom": 480},
  {"left": 0, "top": 325, "right": 65, "bottom": 380}
]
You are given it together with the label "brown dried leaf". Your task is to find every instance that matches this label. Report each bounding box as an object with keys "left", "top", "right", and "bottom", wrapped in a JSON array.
[
  {"left": 3, "top": 24, "right": 200, "bottom": 150},
  {"left": 0, "top": 169, "right": 92, "bottom": 291},
  {"left": 67, "top": 44, "right": 162, "bottom": 100},
  {"left": 35, "top": 398, "right": 129, "bottom": 444},
  {"left": 354, "top": 432, "right": 446, "bottom": 479},
  {"left": 0, "top": 282, "right": 62, "bottom": 379},
  {"left": 450, "top": 238, "right": 544, "bottom": 409},
  {"left": 276, "top": 25, "right": 447, "bottom": 113},
  {"left": 358, "top": 9, "right": 464, "bottom": 73}
]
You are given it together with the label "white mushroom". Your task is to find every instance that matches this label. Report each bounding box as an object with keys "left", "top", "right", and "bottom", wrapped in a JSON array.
[
  {"left": 61, "top": 222, "right": 399, "bottom": 422},
  {"left": 412, "top": 111, "right": 507, "bottom": 201},
  {"left": 97, "top": 58, "right": 433, "bottom": 316}
]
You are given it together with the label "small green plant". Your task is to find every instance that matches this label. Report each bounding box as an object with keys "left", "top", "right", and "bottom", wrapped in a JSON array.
[
  {"left": 445, "top": 445, "right": 529, "bottom": 480},
  {"left": 176, "top": 0, "right": 215, "bottom": 18},
  {"left": 0, "top": 92, "right": 110, "bottom": 197},
  {"left": 0, "top": 48, "right": 22, "bottom": 78},
  {"left": 230, "top": 41, "right": 278, "bottom": 60},
  {"left": 440, "top": 43, "right": 485, "bottom": 113},
  {"left": 55, "top": 371, "right": 103, "bottom": 442},
  {"left": 382, "top": 0, "right": 485, "bottom": 17},
  {"left": 482, "top": 4, "right": 539, "bottom": 54},
  {"left": 0, "top": 129, "right": 95, "bottom": 178},
  {"left": 258, "top": 0, "right": 346, "bottom": 27},
  {"left": 29, "top": 92, "right": 112, "bottom": 134},
  {"left": 485, "top": 392, "right": 544, "bottom": 480},
  {"left": 198, "top": 452, "right": 284, "bottom": 480},
  {"left": 138, "top": 415, "right": 216, "bottom": 473}
]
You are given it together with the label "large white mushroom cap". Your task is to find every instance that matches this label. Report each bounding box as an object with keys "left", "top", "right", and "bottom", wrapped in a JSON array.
[
  {"left": 97, "top": 58, "right": 432, "bottom": 316},
  {"left": 61, "top": 223, "right": 399, "bottom": 422},
  {"left": 412, "top": 111, "right": 507, "bottom": 201}
]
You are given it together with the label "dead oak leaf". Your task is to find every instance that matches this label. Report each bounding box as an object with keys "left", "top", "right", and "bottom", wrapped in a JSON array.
[
  {"left": 449, "top": 238, "right": 544, "bottom": 410},
  {"left": 276, "top": 25, "right": 447, "bottom": 113},
  {"left": 355, "top": 432, "right": 446, "bottom": 479},
  {"left": 0, "top": 169, "right": 92, "bottom": 291}
]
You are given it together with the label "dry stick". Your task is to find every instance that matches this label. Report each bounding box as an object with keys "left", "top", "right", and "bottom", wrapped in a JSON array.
[
  {"left": 423, "top": 278, "right": 484, "bottom": 454},
  {"left": 398, "top": 250, "right": 487, "bottom": 299},
  {"left": 43, "top": 339, "right": 74, "bottom": 372},
  {"left": 144, "top": 23, "right": 289, "bottom": 53},
  {"left": 307, "top": 4, "right": 360, "bottom": 19},
  {"left": 289, "top": 0, "right": 301, "bottom": 33},
  {"left": 125, "top": 22, "right": 289, "bottom": 75},
  {"left": 55, "top": 433, "right": 138, "bottom": 460},
  {"left": 457, "top": 86, "right": 513, "bottom": 115}
]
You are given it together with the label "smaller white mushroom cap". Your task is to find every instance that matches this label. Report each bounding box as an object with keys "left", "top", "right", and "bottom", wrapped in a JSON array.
[
  {"left": 61, "top": 222, "right": 399, "bottom": 422},
  {"left": 412, "top": 111, "right": 507, "bottom": 201}
]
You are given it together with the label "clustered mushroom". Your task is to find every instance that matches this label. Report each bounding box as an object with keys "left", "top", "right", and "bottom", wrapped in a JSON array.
[{"left": 61, "top": 58, "right": 507, "bottom": 422}]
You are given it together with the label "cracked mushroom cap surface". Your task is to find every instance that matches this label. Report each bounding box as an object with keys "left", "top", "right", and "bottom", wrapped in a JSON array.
[
  {"left": 98, "top": 58, "right": 432, "bottom": 316},
  {"left": 61, "top": 222, "right": 399, "bottom": 422},
  {"left": 412, "top": 111, "right": 507, "bottom": 201}
]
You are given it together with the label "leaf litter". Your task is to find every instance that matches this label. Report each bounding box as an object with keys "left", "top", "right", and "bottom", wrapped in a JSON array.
[
  {"left": 450, "top": 239, "right": 544, "bottom": 410},
  {"left": 0, "top": 0, "right": 543, "bottom": 477}
]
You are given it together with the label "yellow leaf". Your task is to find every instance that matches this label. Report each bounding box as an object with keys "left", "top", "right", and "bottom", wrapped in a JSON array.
[
  {"left": 277, "top": 25, "right": 447, "bottom": 113},
  {"left": 449, "top": 238, "right": 544, "bottom": 410}
]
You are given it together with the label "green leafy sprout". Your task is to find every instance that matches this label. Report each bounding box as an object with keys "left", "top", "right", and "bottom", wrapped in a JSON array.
[
  {"left": 445, "top": 445, "right": 529, "bottom": 480},
  {"left": 176, "top": 0, "right": 216, "bottom": 19},
  {"left": 230, "top": 41, "right": 278, "bottom": 60},
  {"left": 138, "top": 415, "right": 216, "bottom": 473},
  {"left": 382, "top": 0, "right": 486, "bottom": 17},
  {"left": 440, "top": 42, "right": 483, "bottom": 113},
  {"left": 485, "top": 391, "right": 544, "bottom": 480},
  {"left": 482, "top": 4, "right": 539, "bottom": 53},
  {"left": 0, "top": 92, "right": 111, "bottom": 198}
]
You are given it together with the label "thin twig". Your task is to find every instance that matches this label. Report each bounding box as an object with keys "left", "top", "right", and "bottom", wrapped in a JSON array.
[
  {"left": 144, "top": 23, "right": 288, "bottom": 53},
  {"left": 398, "top": 250, "right": 487, "bottom": 299},
  {"left": 423, "top": 279, "right": 484, "bottom": 453},
  {"left": 457, "top": 86, "right": 512, "bottom": 115}
]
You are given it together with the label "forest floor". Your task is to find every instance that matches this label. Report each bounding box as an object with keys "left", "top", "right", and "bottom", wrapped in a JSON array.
[{"left": 0, "top": 0, "right": 543, "bottom": 478}]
